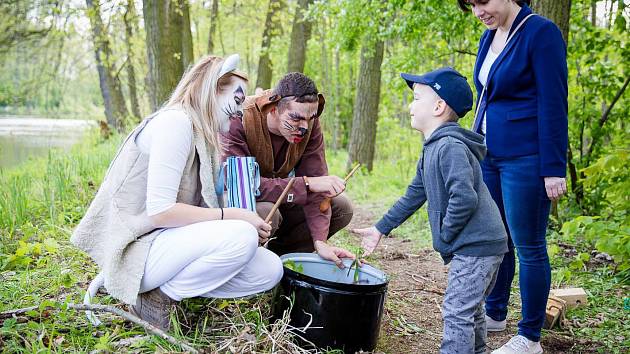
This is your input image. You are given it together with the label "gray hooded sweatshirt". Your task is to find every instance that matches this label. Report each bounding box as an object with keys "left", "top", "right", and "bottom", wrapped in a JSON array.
[{"left": 375, "top": 123, "right": 508, "bottom": 263}]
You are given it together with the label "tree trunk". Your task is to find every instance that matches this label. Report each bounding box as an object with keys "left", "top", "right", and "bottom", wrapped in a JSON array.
[
  {"left": 124, "top": 0, "right": 142, "bottom": 121},
  {"left": 143, "top": 0, "right": 189, "bottom": 110},
  {"left": 333, "top": 45, "right": 341, "bottom": 150},
  {"left": 319, "top": 19, "right": 336, "bottom": 150},
  {"left": 591, "top": 0, "right": 597, "bottom": 26},
  {"left": 400, "top": 90, "right": 409, "bottom": 127},
  {"left": 182, "top": 0, "right": 194, "bottom": 70},
  {"left": 347, "top": 40, "right": 384, "bottom": 172},
  {"left": 608, "top": 0, "right": 615, "bottom": 29},
  {"left": 86, "top": 0, "right": 128, "bottom": 130},
  {"left": 207, "top": 0, "right": 219, "bottom": 54},
  {"left": 256, "top": 0, "right": 282, "bottom": 89},
  {"left": 287, "top": 0, "right": 313, "bottom": 73},
  {"left": 531, "top": 0, "right": 572, "bottom": 43}
]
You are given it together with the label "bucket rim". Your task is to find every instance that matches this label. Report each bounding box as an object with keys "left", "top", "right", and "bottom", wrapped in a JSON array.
[{"left": 280, "top": 252, "right": 389, "bottom": 292}]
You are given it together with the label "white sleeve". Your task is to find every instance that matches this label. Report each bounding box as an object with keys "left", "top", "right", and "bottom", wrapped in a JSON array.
[{"left": 140, "top": 110, "right": 193, "bottom": 216}]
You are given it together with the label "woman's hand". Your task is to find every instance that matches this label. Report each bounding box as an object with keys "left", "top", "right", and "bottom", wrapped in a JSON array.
[
  {"left": 314, "top": 240, "right": 356, "bottom": 269},
  {"left": 350, "top": 226, "right": 383, "bottom": 257},
  {"left": 226, "top": 208, "right": 272, "bottom": 241},
  {"left": 544, "top": 177, "right": 567, "bottom": 201}
]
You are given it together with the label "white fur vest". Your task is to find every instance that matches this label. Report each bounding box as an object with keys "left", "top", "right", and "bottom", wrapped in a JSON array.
[{"left": 71, "top": 109, "right": 222, "bottom": 304}]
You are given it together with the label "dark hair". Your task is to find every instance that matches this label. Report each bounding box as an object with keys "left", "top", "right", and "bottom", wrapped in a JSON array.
[
  {"left": 274, "top": 72, "right": 319, "bottom": 111},
  {"left": 457, "top": 0, "right": 530, "bottom": 12}
]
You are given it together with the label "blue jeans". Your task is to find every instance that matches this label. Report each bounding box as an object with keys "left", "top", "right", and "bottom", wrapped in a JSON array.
[{"left": 481, "top": 153, "right": 551, "bottom": 342}]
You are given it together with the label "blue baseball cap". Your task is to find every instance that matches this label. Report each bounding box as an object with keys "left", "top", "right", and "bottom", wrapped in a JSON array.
[{"left": 401, "top": 67, "right": 473, "bottom": 118}]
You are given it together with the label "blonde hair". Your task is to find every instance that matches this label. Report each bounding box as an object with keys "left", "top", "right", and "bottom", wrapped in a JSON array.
[
  {"left": 162, "top": 55, "right": 248, "bottom": 152},
  {"left": 445, "top": 106, "right": 460, "bottom": 122}
]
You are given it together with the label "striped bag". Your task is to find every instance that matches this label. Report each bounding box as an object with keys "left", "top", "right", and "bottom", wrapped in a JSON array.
[{"left": 222, "top": 156, "right": 261, "bottom": 212}]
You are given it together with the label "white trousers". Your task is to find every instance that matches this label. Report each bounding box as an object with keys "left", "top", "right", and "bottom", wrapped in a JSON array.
[{"left": 139, "top": 220, "right": 283, "bottom": 301}]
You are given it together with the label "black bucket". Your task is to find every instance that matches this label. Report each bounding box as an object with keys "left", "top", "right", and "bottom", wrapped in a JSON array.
[{"left": 271, "top": 253, "right": 388, "bottom": 353}]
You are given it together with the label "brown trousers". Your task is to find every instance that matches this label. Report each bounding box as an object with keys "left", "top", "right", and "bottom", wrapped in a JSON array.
[{"left": 256, "top": 193, "right": 354, "bottom": 255}]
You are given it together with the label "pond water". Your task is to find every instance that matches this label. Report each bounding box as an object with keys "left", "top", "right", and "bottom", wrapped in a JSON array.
[{"left": 0, "top": 117, "right": 97, "bottom": 169}]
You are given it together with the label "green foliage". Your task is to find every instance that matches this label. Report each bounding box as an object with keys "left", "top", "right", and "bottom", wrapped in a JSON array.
[
  {"left": 282, "top": 259, "right": 304, "bottom": 274},
  {"left": 561, "top": 149, "right": 630, "bottom": 273},
  {"left": 1, "top": 225, "right": 60, "bottom": 271}
]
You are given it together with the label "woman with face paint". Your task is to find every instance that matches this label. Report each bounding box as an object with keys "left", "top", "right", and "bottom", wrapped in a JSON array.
[
  {"left": 71, "top": 55, "right": 283, "bottom": 331},
  {"left": 458, "top": 1, "right": 568, "bottom": 353}
]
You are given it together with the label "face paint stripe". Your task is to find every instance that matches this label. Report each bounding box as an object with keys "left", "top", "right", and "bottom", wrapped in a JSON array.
[{"left": 282, "top": 120, "right": 297, "bottom": 132}]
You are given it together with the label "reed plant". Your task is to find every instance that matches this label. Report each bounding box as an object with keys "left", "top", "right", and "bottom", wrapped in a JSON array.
[
  {"left": 0, "top": 132, "right": 119, "bottom": 264},
  {"left": 0, "top": 173, "right": 32, "bottom": 244}
]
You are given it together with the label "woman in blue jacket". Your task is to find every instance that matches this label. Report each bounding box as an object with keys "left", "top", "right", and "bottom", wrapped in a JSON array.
[{"left": 457, "top": 1, "right": 568, "bottom": 353}]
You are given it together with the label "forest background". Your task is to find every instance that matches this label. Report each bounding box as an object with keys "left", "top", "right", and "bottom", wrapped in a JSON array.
[{"left": 0, "top": 0, "right": 628, "bottom": 352}]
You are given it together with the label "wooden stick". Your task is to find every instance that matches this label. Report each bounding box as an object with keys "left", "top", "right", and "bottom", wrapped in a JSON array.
[
  {"left": 391, "top": 287, "right": 445, "bottom": 296},
  {"left": 319, "top": 163, "right": 361, "bottom": 212},
  {"left": 343, "top": 163, "right": 362, "bottom": 183},
  {"left": 1, "top": 303, "right": 198, "bottom": 353},
  {"left": 264, "top": 177, "right": 296, "bottom": 223}
]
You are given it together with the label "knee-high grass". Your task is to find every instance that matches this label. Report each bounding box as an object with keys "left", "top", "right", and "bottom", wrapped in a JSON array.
[{"left": 0, "top": 132, "right": 120, "bottom": 259}]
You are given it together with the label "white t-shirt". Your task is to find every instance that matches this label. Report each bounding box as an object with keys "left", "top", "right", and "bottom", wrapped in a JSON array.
[
  {"left": 478, "top": 46, "right": 500, "bottom": 134},
  {"left": 135, "top": 109, "right": 193, "bottom": 216}
]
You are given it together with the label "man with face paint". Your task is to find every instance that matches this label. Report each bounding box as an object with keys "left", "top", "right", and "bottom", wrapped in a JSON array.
[
  {"left": 221, "top": 72, "right": 356, "bottom": 267},
  {"left": 72, "top": 55, "right": 284, "bottom": 332}
]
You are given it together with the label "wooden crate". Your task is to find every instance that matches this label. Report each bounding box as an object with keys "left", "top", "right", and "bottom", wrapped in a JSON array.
[
  {"left": 544, "top": 295, "right": 567, "bottom": 329},
  {"left": 549, "top": 288, "right": 588, "bottom": 309}
]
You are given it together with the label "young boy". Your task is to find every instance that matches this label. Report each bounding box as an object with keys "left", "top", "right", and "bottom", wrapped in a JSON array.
[{"left": 352, "top": 67, "right": 508, "bottom": 354}]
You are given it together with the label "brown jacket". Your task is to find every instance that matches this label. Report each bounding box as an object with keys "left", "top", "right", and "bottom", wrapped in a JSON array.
[{"left": 221, "top": 91, "right": 331, "bottom": 242}]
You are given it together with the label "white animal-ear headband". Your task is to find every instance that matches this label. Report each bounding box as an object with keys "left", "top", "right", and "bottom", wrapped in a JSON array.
[{"left": 218, "top": 54, "right": 240, "bottom": 78}]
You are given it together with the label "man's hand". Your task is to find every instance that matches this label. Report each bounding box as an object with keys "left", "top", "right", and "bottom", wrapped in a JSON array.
[
  {"left": 544, "top": 177, "right": 567, "bottom": 201},
  {"left": 307, "top": 176, "right": 346, "bottom": 198},
  {"left": 314, "top": 240, "right": 356, "bottom": 269},
  {"left": 350, "top": 226, "right": 383, "bottom": 257}
]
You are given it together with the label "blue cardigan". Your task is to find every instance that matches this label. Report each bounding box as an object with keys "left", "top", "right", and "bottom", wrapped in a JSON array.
[{"left": 472, "top": 4, "right": 568, "bottom": 177}]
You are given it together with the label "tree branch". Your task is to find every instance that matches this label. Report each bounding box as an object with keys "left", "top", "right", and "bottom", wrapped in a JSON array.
[
  {"left": 114, "top": 56, "right": 129, "bottom": 79},
  {"left": 585, "top": 75, "right": 630, "bottom": 158},
  {"left": 453, "top": 49, "right": 477, "bottom": 57},
  {"left": 436, "top": 49, "right": 478, "bottom": 59},
  {"left": 599, "top": 75, "right": 630, "bottom": 128},
  {"left": 1, "top": 303, "right": 198, "bottom": 353}
]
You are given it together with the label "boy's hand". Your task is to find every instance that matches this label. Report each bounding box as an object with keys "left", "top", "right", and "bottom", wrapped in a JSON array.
[
  {"left": 350, "top": 227, "right": 383, "bottom": 257},
  {"left": 314, "top": 240, "right": 356, "bottom": 269}
]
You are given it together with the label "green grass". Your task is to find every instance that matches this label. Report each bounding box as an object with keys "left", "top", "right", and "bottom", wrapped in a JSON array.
[{"left": 0, "top": 117, "right": 628, "bottom": 352}]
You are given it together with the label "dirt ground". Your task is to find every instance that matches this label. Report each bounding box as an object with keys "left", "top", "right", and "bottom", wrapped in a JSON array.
[{"left": 346, "top": 206, "right": 606, "bottom": 354}]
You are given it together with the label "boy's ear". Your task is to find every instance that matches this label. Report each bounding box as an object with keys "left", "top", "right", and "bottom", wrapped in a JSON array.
[{"left": 433, "top": 99, "right": 445, "bottom": 116}]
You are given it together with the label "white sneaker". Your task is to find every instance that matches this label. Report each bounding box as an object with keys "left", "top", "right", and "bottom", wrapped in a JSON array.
[
  {"left": 485, "top": 315, "right": 507, "bottom": 332},
  {"left": 491, "top": 335, "right": 543, "bottom": 354}
]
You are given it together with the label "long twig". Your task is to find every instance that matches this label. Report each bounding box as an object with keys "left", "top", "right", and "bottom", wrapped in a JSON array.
[
  {"left": 262, "top": 177, "right": 296, "bottom": 248},
  {"left": 264, "top": 177, "right": 296, "bottom": 223},
  {"left": 319, "top": 163, "right": 361, "bottom": 212},
  {"left": 1, "top": 303, "right": 198, "bottom": 353},
  {"left": 392, "top": 287, "right": 445, "bottom": 296}
]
